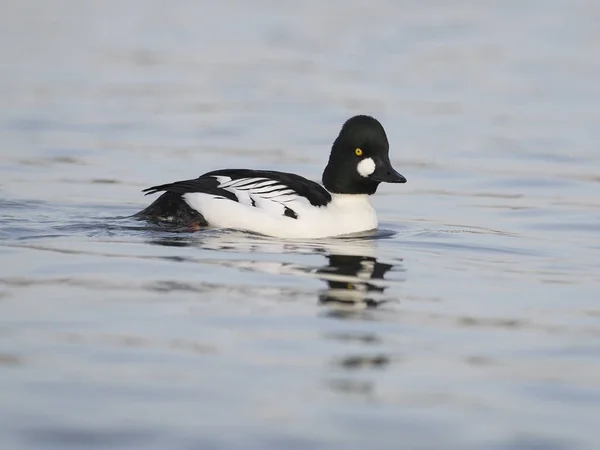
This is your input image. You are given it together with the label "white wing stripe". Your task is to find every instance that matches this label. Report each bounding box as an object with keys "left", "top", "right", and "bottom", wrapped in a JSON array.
[
  {"left": 246, "top": 185, "right": 288, "bottom": 194},
  {"left": 236, "top": 184, "right": 280, "bottom": 192},
  {"left": 217, "top": 177, "right": 274, "bottom": 189},
  {"left": 259, "top": 192, "right": 298, "bottom": 199},
  {"left": 208, "top": 174, "right": 312, "bottom": 209},
  {"left": 245, "top": 180, "right": 278, "bottom": 189},
  {"left": 219, "top": 177, "right": 254, "bottom": 188},
  {"left": 229, "top": 178, "right": 271, "bottom": 189},
  {"left": 262, "top": 189, "right": 297, "bottom": 197}
]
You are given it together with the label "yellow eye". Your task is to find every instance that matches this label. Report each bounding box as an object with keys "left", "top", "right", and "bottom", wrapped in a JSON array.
[{"left": 355, "top": 148, "right": 363, "bottom": 156}]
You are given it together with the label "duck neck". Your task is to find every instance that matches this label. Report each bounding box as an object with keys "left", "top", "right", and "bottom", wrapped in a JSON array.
[{"left": 322, "top": 165, "right": 380, "bottom": 195}]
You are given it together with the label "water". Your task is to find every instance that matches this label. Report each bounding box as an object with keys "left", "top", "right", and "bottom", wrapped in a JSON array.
[{"left": 1, "top": 1, "right": 600, "bottom": 448}]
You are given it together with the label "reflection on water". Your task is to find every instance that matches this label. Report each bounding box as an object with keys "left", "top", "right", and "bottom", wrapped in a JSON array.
[
  {"left": 149, "top": 229, "right": 402, "bottom": 310},
  {"left": 147, "top": 231, "right": 401, "bottom": 401},
  {"left": 316, "top": 254, "right": 395, "bottom": 309}
]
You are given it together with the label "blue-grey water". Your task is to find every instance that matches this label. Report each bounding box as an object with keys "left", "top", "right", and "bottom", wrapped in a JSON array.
[{"left": 1, "top": 1, "right": 600, "bottom": 449}]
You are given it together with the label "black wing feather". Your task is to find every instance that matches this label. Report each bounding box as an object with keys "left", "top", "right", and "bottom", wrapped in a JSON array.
[
  {"left": 143, "top": 169, "right": 332, "bottom": 207},
  {"left": 207, "top": 169, "right": 331, "bottom": 206},
  {"left": 142, "top": 177, "right": 238, "bottom": 202}
]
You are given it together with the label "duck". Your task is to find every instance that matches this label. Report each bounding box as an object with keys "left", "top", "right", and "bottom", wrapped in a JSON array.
[{"left": 136, "top": 115, "right": 407, "bottom": 238}]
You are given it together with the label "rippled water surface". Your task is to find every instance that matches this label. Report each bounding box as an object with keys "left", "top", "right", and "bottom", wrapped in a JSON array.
[{"left": 2, "top": 1, "right": 600, "bottom": 449}]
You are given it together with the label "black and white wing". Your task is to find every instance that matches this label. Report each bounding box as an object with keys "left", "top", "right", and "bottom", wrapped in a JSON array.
[{"left": 142, "top": 169, "right": 332, "bottom": 219}]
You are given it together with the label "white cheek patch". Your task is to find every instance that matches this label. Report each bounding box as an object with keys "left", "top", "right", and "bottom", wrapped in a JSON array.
[{"left": 357, "top": 158, "right": 376, "bottom": 177}]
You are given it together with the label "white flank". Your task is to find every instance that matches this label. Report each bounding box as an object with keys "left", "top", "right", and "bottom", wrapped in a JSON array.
[
  {"left": 183, "top": 190, "right": 378, "bottom": 239},
  {"left": 357, "top": 158, "right": 376, "bottom": 177}
]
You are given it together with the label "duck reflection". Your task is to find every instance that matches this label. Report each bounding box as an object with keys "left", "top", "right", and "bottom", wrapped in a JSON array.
[
  {"left": 147, "top": 230, "right": 403, "bottom": 309},
  {"left": 148, "top": 231, "right": 400, "bottom": 395},
  {"left": 316, "top": 254, "right": 394, "bottom": 309}
]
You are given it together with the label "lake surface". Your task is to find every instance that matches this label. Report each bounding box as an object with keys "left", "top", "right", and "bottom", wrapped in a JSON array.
[{"left": 1, "top": 1, "right": 600, "bottom": 449}]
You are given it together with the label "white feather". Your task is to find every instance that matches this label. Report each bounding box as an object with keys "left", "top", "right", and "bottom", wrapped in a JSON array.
[
  {"left": 177, "top": 175, "right": 378, "bottom": 238},
  {"left": 357, "top": 158, "right": 376, "bottom": 177},
  {"left": 183, "top": 191, "right": 377, "bottom": 239}
]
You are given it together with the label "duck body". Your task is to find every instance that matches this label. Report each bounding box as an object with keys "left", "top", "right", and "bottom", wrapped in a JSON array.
[{"left": 136, "top": 115, "right": 406, "bottom": 239}]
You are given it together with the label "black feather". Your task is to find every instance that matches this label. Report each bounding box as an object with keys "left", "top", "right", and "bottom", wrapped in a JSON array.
[
  {"left": 134, "top": 191, "right": 208, "bottom": 226},
  {"left": 284, "top": 206, "right": 298, "bottom": 219},
  {"left": 205, "top": 169, "right": 331, "bottom": 206},
  {"left": 142, "top": 176, "right": 238, "bottom": 202},
  {"left": 143, "top": 169, "right": 332, "bottom": 207}
]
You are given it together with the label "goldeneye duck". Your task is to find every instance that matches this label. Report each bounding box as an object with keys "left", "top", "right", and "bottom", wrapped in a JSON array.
[{"left": 136, "top": 115, "right": 407, "bottom": 238}]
